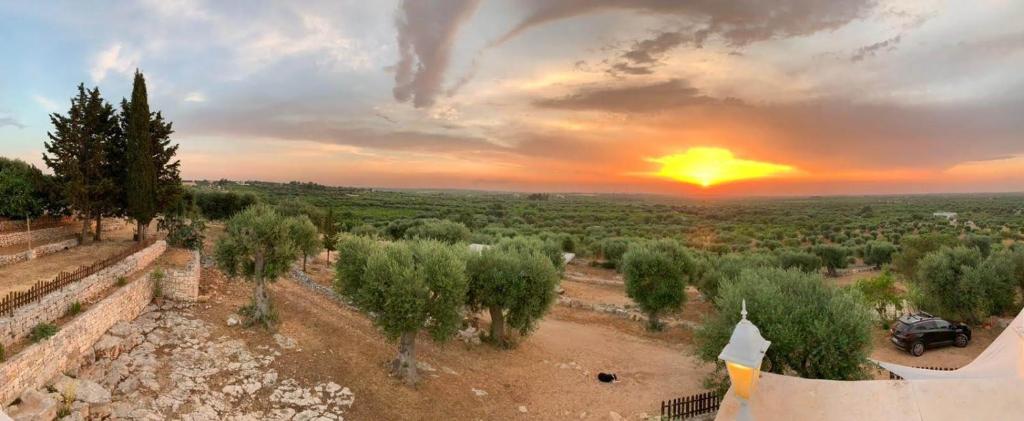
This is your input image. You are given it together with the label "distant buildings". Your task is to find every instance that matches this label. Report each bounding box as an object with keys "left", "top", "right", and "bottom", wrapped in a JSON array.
[{"left": 932, "top": 211, "right": 957, "bottom": 220}]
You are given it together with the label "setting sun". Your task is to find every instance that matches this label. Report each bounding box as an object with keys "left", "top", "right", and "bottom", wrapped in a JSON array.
[{"left": 649, "top": 147, "right": 795, "bottom": 187}]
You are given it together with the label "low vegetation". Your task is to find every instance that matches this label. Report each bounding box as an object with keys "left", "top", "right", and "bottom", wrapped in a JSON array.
[{"left": 30, "top": 323, "right": 59, "bottom": 343}]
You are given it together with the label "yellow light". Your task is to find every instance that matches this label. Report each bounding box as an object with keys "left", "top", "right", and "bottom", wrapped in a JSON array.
[
  {"left": 648, "top": 147, "right": 794, "bottom": 188},
  {"left": 726, "top": 361, "right": 760, "bottom": 400}
]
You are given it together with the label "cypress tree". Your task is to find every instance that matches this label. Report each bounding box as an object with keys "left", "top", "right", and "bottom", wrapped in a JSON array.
[{"left": 124, "top": 70, "right": 157, "bottom": 241}]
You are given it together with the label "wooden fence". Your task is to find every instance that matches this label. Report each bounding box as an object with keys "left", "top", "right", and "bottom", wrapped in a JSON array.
[
  {"left": 887, "top": 366, "right": 959, "bottom": 380},
  {"left": 0, "top": 238, "right": 155, "bottom": 316},
  {"left": 661, "top": 391, "right": 721, "bottom": 420}
]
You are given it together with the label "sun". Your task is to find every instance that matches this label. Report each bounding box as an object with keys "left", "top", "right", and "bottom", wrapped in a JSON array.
[{"left": 648, "top": 147, "right": 794, "bottom": 188}]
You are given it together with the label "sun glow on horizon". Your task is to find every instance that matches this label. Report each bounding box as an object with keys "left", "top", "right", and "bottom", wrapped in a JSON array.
[{"left": 649, "top": 147, "right": 795, "bottom": 187}]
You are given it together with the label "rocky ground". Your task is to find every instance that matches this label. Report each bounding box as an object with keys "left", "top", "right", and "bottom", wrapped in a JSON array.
[{"left": 6, "top": 302, "right": 354, "bottom": 420}]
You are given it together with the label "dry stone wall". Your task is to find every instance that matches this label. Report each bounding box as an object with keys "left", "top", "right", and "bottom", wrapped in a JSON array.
[
  {"left": 0, "top": 238, "right": 78, "bottom": 267},
  {"left": 0, "top": 263, "right": 159, "bottom": 406},
  {"left": 162, "top": 250, "right": 201, "bottom": 302},
  {"left": 0, "top": 241, "right": 166, "bottom": 349},
  {"left": 0, "top": 225, "right": 76, "bottom": 248}
]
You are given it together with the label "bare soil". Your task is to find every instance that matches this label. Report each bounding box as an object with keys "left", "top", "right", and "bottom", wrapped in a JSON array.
[
  {"left": 0, "top": 222, "right": 146, "bottom": 297},
  {"left": 194, "top": 252, "right": 712, "bottom": 420}
]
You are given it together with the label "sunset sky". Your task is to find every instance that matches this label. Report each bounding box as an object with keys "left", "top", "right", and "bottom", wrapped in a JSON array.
[{"left": 1, "top": 0, "right": 1023, "bottom": 196}]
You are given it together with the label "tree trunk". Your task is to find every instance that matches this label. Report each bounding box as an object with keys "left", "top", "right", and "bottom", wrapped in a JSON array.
[
  {"left": 647, "top": 311, "right": 662, "bottom": 331},
  {"left": 325, "top": 250, "right": 330, "bottom": 264},
  {"left": 391, "top": 331, "right": 419, "bottom": 386},
  {"left": 489, "top": 305, "right": 506, "bottom": 346},
  {"left": 93, "top": 213, "right": 103, "bottom": 241},
  {"left": 25, "top": 216, "right": 32, "bottom": 259},
  {"left": 250, "top": 251, "right": 272, "bottom": 326},
  {"left": 80, "top": 214, "right": 90, "bottom": 244},
  {"left": 137, "top": 220, "right": 147, "bottom": 242}
]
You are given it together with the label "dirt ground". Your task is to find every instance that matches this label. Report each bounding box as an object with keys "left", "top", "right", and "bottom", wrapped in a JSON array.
[
  {"left": 0, "top": 222, "right": 149, "bottom": 297},
  {"left": 867, "top": 323, "right": 1002, "bottom": 377},
  {"left": 195, "top": 248, "right": 712, "bottom": 420}
]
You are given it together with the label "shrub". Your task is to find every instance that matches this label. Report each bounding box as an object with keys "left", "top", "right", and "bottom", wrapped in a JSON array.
[
  {"left": 66, "top": 301, "right": 83, "bottom": 317},
  {"left": 151, "top": 269, "right": 165, "bottom": 299},
  {"left": 854, "top": 271, "right": 903, "bottom": 325},
  {"left": 30, "top": 323, "right": 59, "bottom": 342},
  {"left": 350, "top": 223, "right": 380, "bottom": 238},
  {"left": 159, "top": 215, "right": 206, "bottom": 250},
  {"left": 116, "top": 276, "right": 127, "bottom": 287},
  {"left": 693, "top": 252, "right": 777, "bottom": 301},
  {"left": 695, "top": 268, "right": 873, "bottom": 394}
]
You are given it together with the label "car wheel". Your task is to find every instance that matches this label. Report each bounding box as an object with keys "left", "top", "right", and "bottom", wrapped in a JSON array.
[
  {"left": 955, "top": 333, "right": 969, "bottom": 347},
  {"left": 910, "top": 341, "right": 925, "bottom": 357}
]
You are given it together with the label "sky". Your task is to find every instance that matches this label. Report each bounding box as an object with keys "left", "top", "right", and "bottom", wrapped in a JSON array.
[{"left": 1, "top": 0, "right": 1023, "bottom": 196}]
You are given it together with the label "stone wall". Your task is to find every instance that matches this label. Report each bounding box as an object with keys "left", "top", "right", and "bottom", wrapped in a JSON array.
[
  {"left": 0, "top": 225, "right": 77, "bottom": 248},
  {"left": 0, "top": 238, "right": 79, "bottom": 267},
  {"left": 0, "top": 241, "right": 166, "bottom": 349},
  {"left": 162, "top": 250, "right": 201, "bottom": 302},
  {"left": 0, "top": 264, "right": 158, "bottom": 406}
]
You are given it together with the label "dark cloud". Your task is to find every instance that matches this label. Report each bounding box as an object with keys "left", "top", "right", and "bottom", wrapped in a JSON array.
[
  {"left": 393, "top": 0, "right": 482, "bottom": 108},
  {"left": 0, "top": 115, "right": 24, "bottom": 129},
  {"left": 498, "top": 0, "right": 875, "bottom": 47},
  {"left": 851, "top": 34, "right": 902, "bottom": 62},
  {"left": 533, "top": 79, "right": 738, "bottom": 112}
]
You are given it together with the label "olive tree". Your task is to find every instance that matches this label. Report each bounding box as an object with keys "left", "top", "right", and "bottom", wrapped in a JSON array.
[
  {"left": 621, "top": 243, "right": 687, "bottom": 331},
  {"left": 695, "top": 268, "right": 873, "bottom": 394},
  {"left": 214, "top": 204, "right": 304, "bottom": 327},
  {"left": 777, "top": 249, "right": 821, "bottom": 273},
  {"left": 466, "top": 239, "right": 560, "bottom": 347},
  {"left": 863, "top": 241, "right": 897, "bottom": 269},
  {"left": 912, "top": 246, "right": 1017, "bottom": 323},
  {"left": 338, "top": 239, "right": 467, "bottom": 385},
  {"left": 402, "top": 219, "right": 470, "bottom": 244},
  {"left": 854, "top": 271, "right": 904, "bottom": 325},
  {"left": 813, "top": 244, "right": 850, "bottom": 277},
  {"left": 0, "top": 165, "right": 43, "bottom": 254},
  {"left": 289, "top": 215, "right": 322, "bottom": 272}
]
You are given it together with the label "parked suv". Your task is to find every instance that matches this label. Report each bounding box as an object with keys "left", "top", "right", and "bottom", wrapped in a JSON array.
[{"left": 890, "top": 312, "right": 971, "bottom": 356}]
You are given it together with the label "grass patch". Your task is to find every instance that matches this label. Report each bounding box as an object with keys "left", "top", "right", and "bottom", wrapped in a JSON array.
[
  {"left": 116, "top": 276, "right": 127, "bottom": 287},
  {"left": 151, "top": 269, "right": 165, "bottom": 299},
  {"left": 29, "top": 323, "right": 58, "bottom": 343},
  {"left": 66, "top": 301, "right": 82, "bottom": 317}
]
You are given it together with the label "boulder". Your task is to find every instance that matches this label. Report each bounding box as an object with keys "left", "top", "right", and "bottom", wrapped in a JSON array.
[
  {"left": 226, "top": 314, "right": 241, "bottom": 327},
  {"left": 7, "top": 389, "right": 58, "bottom": 421},
  {"left": 53, "top": 377, "right": 111, "bottom": 405},
  {"left": 94, "top": 335, "right": 123, "bottom": 360}
]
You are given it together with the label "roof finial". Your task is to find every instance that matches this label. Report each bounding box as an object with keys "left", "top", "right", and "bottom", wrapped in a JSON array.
[{"left": 741, "top": 299, "right": 748, "bottom": 320}]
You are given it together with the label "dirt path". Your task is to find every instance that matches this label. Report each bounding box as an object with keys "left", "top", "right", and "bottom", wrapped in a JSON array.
[
  {"left": 192, "top": 265, "right": 711, "bottom": 420},
  {"left": 0, "top": 222, "right": 144, "bottom": 297}
]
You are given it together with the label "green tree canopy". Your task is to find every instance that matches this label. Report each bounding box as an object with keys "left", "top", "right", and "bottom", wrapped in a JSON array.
[
  {"left": 912, "top": 246, "right": 1017, "bottom": 323},
  {"left": 402, "top": 218, "right": 470, "bottom": 244},
  {"left": 695, "top": 268, "right": 873, "bottom": 394},
  {"left": 214, "top": 204, "right": 305, "bottom": 327},
  {"left": 813, "top": 244, "right": 850, "bottom": 276},
  {"left": 863, "top": 241, "right": 897, "bottom": 269},
  {"left": 289, "top": 214, "right": 322, "bottom": 271},
  {"left": 892, "top": 233, "right": 957, "bottom": 280},
  {"left": 466, "top": 238, "right": 560, "bottom": 347},
  {"left": 622, "top": 243, "right": 688, "bottom": 330},
  {"left": 776, "top": 249, "right": 822, "bottom": 273},
  {"left": 337, "top": 239, "right": 468, "bottom": 385}
]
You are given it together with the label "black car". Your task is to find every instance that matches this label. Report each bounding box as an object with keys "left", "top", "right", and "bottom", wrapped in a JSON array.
[{"left": 890, "top": 312, "right": 971, "bottom": 356}]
